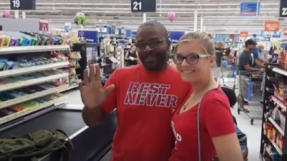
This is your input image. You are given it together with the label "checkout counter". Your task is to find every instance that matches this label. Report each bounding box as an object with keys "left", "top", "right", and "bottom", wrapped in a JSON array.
[{"left": 0, "top": 107, "right": 117, "bottom": 161}]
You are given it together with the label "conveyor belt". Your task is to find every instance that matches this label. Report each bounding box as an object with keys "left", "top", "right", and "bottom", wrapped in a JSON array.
[
  {"left": 0, "top": 109, "right": 85, "bottom": 138},
  {"left": 0, "top": 109, "right": 117, "bottom": 161}
]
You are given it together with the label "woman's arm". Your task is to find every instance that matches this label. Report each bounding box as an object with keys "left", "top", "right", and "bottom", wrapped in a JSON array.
[
  {"left": 212, "top": 133, "right": 243, "bottom": 161},
  {"left": 125, "top": 52, "right": 129, "bottom": 60},
  {"left": 203, "top": 98, "right": 244, "bottom": 161}
]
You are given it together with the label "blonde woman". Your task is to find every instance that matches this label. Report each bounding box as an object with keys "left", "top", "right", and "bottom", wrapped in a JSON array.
[{"left": 169, "top": 32, "right": 243, "bottom": 161}]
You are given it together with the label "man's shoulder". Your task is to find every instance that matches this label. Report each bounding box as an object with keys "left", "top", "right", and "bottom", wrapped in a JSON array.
[
  {"left": 240, "top": 51, "right": 249, "bottom": 57},
  {"left": 115, "top": 64, "right": 141, "bottom": 73}
]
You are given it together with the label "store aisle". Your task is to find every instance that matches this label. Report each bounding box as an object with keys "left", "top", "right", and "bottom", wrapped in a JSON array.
[
  {"left": 64, "top": 89, "right": 84, "bottom": 106},
  {"left": 65, "top": 89, "right": 262, "bottom": 160},
  {"left": 231, "top": 105, "right": 262, "bottom": 160}
]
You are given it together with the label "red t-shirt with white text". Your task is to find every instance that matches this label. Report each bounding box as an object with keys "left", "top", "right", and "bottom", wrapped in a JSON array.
[
  {"left": 169, "top": 88, "right": 236, "bottom": 161},
  {"left": 101, "top": 64, "right": 191, "bottom": 161}
]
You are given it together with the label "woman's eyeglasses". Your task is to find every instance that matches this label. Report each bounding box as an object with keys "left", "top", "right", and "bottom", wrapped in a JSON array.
[
  {"left": 171, "top": 54, "right": 210, "bottom": 65},
  {"left": 135, "top": 39, "right": 165, "bottom": 50}
]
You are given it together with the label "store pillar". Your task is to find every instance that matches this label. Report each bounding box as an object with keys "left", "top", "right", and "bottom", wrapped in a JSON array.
[
  {"left": 200, "top": 16, "right": 203, "bottom": 32},
  {"left": 14, "top": 11, "right": 19, "bottom": 19},
  {"left": 143, "top": 13, "right": 147, "bottom": 22},
  {"left": 22, "top": 11, "right": 26, "bottom": 19},
  {"left": 193, "top": 9, "right": 198, "bottom": 31}
]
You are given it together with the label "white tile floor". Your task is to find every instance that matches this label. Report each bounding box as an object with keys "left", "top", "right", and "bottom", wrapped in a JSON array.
[{"left": 65, "top": 81, "right": 263, "bottom": 160}]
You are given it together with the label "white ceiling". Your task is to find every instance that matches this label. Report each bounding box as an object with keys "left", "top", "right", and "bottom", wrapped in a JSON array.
[{"left": 0, "top": 0, "right": 286, "bottom": 33}]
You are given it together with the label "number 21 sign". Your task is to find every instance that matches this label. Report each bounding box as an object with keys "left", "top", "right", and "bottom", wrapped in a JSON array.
[{"left": 131, "top": 0, "right": 156, "bottom": 13}]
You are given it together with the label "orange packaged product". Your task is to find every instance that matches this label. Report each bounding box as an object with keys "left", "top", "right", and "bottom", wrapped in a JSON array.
[
  {"left": 267, "top": 129, "right": 274, "bottom": 140},
  {"left": 280, "top": 51, "right": 285, "bottom": 68},
  {"left": 279, "top": 138, "right": 284, "bottom": 149},
  {"left": 10, "top": 105, "right": 25, "bottom": 112},
  {"left": 284, "top": 51, "right": 287, "bottom": 70},
  {"left": 264, "top": 123, "right": 272, "bottom": 134}
]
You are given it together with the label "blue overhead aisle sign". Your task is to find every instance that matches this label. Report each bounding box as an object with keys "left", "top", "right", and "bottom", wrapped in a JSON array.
[
  {"left": 168, "top": 31, "right": 185, "bottom": 43},
  {"left": 240, "top": 2, "right": 260, "bottom": 16},
  {"left": 78, "top": 30, "right": 98, "bottom": 43}
]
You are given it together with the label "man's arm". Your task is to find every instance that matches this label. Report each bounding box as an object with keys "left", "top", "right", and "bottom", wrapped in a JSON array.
[
  {"left": 125, "top": 52, "right": 130, "bottom": 60},
  {"left": 254, "top": 59, "right": 264, "bottom": 68},
  {"left": 82, "top": 107, "right": 109, "bottom": 127},
  {"left": 82, "top": 70, "right": 118, "bottom": 127}
]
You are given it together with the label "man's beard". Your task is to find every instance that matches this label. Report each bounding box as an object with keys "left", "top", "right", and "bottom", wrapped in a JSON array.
[{"left": 140, "top": 52, "right": 169, "bottom": 72}]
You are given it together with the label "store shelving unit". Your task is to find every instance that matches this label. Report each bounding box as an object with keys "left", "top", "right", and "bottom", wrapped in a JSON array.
[
  {"left": 0, "top": 46, "right": 71, "bottom": 55},
  {"left": 0, "top": 61, "right": 69, "bottom": 78},
  {"left": 260, "top": 64, "right": 287, "bottom": 161},
  {"left": 0, "top": 45, "right": 71, "bottom": 131}
]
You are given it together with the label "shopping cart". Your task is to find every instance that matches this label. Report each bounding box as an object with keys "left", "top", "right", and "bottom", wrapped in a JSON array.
[
  {"left": 237, "top": 70, "right": 263, "bottom": 125},
  {"left": 217, "top": 60, "right": 237, "bottom": 90}
]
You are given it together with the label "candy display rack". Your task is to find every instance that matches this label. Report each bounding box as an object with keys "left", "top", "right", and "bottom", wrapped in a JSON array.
[
  {"left": 0, "top": 45, "right": 71, "bottom": 130},
  {"left": 260, "top": 64, "right": 287, "bottom": 161}
]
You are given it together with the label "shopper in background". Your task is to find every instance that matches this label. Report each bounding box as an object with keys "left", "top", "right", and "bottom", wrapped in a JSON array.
[
  {"left": 169, "top": 32, "right": 243, "bottom": 161},
  {"left": 257, "top": 43, "right": 267, "bottom": 62},
  {"left": 215, "top": 41, "right": 225, "bottom": 67},
  {"left": 124, "top": 45, "right": 140, "bottom": 66},
  {"left": 225, "top": 47, "right": 231, "bottom": 57},
  {"left": 238, "top": 39, "right": 264, "bottom": 72},
  {"left": 79, "top": 22, "right": 191, "bottom": 161},
  {"left": 212, "top": 41, "right": 224, "bottom": 78}
]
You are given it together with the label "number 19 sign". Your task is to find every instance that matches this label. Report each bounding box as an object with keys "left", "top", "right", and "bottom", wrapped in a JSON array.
[
  {"left": 131, "top": 0, "right": 156, "bottom": 12},
  {"left": 10, "top": 0, "right": 36, "bottom": 10}
]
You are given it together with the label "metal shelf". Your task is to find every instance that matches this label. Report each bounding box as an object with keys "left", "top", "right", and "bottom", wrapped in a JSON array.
[
  {"left": 0, "top": 84, "right": 69, "bottom": 109},
  {"left": 0, "top": 73, "right": 69, "bottom": 92},
  {"left": 0, "top": 95, "right": 67, "bottom": 125},
  {"left": 268, "top": 117, "right": 285, "bottom": 136},
  {"left": 0, "top": 45, "right": 70, "bottom": 55},
  {"left": 273, "top": 67, "right": 287, "bottom": 77},
  {"left": 58, "top": 84, "right": 78, "bottom": 92},
  {"left": 0, "top": 61, "right": 69, "bottom": 78},
  {"left": 271, "top": 96, "right": 286, "bottom": 112}
]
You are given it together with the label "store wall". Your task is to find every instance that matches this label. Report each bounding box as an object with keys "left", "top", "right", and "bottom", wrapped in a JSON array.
[{"left": 0, "top": 19, "right": 40, "bottom": 32}]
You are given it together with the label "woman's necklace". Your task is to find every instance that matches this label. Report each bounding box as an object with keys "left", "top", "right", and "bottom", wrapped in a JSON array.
[{"left": 182, "top": 102, "right": 189, "bottom": 111}]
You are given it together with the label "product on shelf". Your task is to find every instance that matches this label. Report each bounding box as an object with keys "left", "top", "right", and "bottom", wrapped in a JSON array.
[
  {"left": 0, "top": 93, "right": 62, "bottom": 119},
  {"left": 0, "top": 54, "right": 68, "bottom": 71},
  {"left": 261, "top": 63, "right": 287, "bottom": 161},
  {"left": 65, "top": 51, "right": 81, "bottom": 87},
  {"left": 0, "top": 83, "right": 67, "bottom": 103},
  {"left": 0, "top": 32, "right": 65, "bottom": 47}
]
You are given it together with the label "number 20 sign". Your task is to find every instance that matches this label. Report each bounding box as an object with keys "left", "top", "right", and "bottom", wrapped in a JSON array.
[{"left": 131, "top": 0, "right": 156, "bottom": 12}]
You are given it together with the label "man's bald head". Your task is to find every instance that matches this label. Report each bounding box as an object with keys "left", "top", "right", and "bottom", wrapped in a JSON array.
[{"left": 137, "top": 21, "right": 169, "bottom": 38}]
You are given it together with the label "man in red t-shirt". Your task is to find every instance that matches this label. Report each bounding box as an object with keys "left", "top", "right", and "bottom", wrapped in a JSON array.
[{"left": 79, "top": 22, "right": 191, "bottom": 161}]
